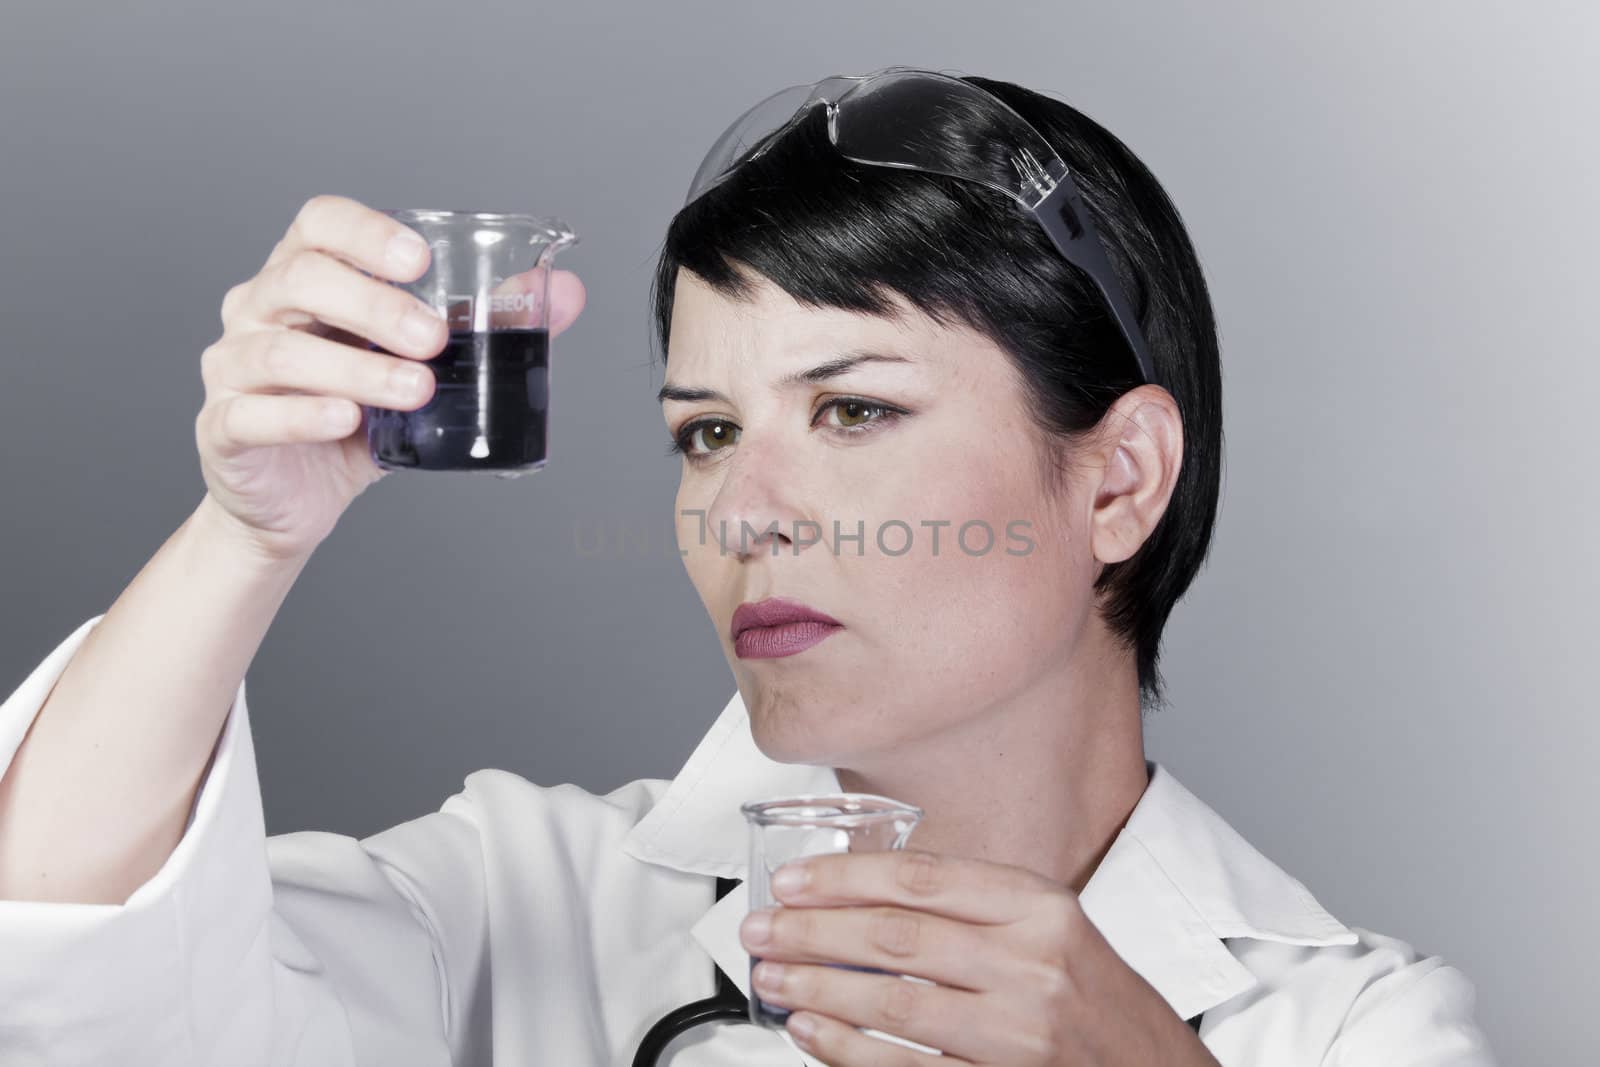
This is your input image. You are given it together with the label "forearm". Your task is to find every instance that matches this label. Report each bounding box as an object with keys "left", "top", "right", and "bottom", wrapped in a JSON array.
[{"left": 0, "top": 493, "right": 311, "bottom": 905}]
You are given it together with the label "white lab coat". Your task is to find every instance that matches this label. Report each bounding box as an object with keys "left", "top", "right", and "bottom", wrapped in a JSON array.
[{"left": 0, "top": 614, "right": 1499, "bottom": 1066}]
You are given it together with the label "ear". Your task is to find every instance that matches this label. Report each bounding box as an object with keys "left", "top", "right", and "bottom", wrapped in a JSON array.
[{"left": 1088, "top": 385, "right": 1184, "bottom": 565}]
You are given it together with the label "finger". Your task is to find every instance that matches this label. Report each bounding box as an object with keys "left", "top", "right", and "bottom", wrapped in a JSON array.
[
  {"left": 762, "top": 963, "right": 1000, "bottom": 1063},
  {"left": 784, "top": 1010, "right": 961, "bottom": 1065},
  {"left": 204, "top": 393, "right": 362, "bottom": 454},
  {"left": 219, "top": 328, "right": 433, "bottom": 412},
  {"left": 264, "top": 193, "right": 432, "bottom": 284},
  {"left": 486, "top": 267, "right": 587, "bottom": 335},
  {"left": 245, "top": 248, "right": 448, "bottom": 360},
  {"left": 546, "top": 269, "right": 586, "bottom": 336},
  {"left": 775, "top": 849, "right": 1053, "bottom": 925},
  {"left": 747, "top": 904, "right": 1010, "bottom": 992},
  {"left": 774, "top": 996, "right": 976, "bottom": 1065}
]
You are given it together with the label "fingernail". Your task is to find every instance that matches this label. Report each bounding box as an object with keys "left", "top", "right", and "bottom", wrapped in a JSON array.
[
  {"left": 387, "top": 231, "right": 427, "bottom": 272},
  {"left": 322, "top": 401, "right": 355, "bottom": 434},
  {"left": 742, "top": 911, "right": 772, "bottom": 946},
  {"left": 753, "top": 960, "right": 784, "bottom": 991},
  {"left": 402, "top": 305, "right": 442, "bottom": 347},
  {"left": 772, "top": 863, "right": 810, "bottom": 896},
  {"left": 391, "top": 363, "right": 428, "bottom": 399},
  {"left": 788, "top": 1012, "right": 816, "bottom": 1042}
]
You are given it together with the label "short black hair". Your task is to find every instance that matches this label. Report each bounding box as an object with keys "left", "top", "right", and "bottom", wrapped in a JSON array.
[{"left": 649, "top": 74, "right": 1224, "bottom": 716}]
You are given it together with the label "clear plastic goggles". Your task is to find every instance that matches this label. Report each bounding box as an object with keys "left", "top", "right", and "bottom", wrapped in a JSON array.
[{"left": 683, "top": 66, "right": 1158, "bottom": 386}]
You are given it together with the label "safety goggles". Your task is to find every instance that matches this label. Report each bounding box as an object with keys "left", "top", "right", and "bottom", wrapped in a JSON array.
[{"left": 683, "top": 65, "right": 1158, "bottom": 386}]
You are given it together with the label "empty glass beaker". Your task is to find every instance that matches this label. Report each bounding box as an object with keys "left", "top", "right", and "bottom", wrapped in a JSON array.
[{"left": 740, "top": 792, "right": 925, "bottom": 1039}]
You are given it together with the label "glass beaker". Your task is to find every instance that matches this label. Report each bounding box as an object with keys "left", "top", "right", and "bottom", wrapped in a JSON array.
[
  {"left": 362, "top": 209, "right": 578, "bottom": 479},
  {"left": 740, "top": 793, "right": 925, "bottom": 1035}
]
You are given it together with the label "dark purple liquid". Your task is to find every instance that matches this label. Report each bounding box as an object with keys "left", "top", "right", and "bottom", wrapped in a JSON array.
[{"left": 365, "top": 328, "right": 548, "bottom": 475}]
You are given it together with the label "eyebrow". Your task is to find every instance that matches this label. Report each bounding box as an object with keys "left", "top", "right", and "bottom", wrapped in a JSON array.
[{"left": 656, "top": 350, "right": 913, "bottom": 406}]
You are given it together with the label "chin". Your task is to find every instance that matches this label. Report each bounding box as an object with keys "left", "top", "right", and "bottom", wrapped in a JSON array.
[{"left": 742, "top": 688, "right": 853, "bottom": 765}]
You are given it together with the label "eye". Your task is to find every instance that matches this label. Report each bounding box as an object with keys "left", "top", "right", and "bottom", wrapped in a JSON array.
[
  {"left": 666, "top": 418, "right": 738, "bottom": 460},
  {"left": 666, "top": 396, "right": 909, "bottom": 465},
  {"left": 818, "top": 397, "right": 895, "bottom": 430}
]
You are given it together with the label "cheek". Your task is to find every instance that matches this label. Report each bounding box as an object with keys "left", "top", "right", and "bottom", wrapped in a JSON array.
[
  {"left": 845, "top": 444, "right": 1088, "bottom": 683},
  {"left": 674, "top": 481, "right": 722, "bottom": 603},
  {"left": 752, "top": 465, "right": 1085, "bottom": 762}
]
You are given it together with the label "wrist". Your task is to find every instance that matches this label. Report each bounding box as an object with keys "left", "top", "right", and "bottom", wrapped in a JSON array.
[{"left": 188, "top": 493, "right": 315, "bottom": 575}]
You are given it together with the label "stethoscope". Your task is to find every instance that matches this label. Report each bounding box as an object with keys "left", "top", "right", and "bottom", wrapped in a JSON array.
[{"left": 632, "top": 876, "right": 1207, "bottom": 1065}]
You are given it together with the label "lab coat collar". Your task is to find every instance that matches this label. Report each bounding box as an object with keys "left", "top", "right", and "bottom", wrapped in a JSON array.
[{"left": 620, "top": 689, "right": 1359, "bottom": 1047}]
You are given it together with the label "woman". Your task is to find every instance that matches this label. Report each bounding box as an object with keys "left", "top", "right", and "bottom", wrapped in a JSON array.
[{"left": 0, "top": 69, "right": 1496, "bottom": 1065}]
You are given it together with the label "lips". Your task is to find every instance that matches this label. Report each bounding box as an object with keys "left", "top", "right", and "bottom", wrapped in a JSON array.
[
  {"left": 731, "top": 597, "right": 842, "bottom": 640},
  {"left": 731, "top": 597, "right": 844, "bottom": 660}
]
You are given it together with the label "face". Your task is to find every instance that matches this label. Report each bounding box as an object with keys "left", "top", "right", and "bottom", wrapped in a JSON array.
[{"left": 662, "top": 265, "right": 1106, "bottom": 769}]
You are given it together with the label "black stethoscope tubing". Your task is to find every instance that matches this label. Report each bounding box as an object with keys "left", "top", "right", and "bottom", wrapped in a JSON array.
[
  {"left": 631, "top": 877, "right": 1205, "bottom": 1065},
  {"left": 633, "top": 877, "right": 752, "bottom": 1066}
]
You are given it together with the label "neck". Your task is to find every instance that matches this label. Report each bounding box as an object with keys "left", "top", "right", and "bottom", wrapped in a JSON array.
[{"left": 833, "top": 626, "right": 1149, "bottom": 894}]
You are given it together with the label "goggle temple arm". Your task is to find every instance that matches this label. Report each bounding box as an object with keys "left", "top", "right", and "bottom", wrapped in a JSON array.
[{"left": 1033, "top": 174, "right": 1158, "bottom": 386}]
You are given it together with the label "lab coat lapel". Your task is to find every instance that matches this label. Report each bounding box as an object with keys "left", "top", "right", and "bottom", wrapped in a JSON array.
[
  {"left": 1078, "top": 760, "right": 1360, "bottom": 1021},
  {"left": 1077, "top": 823, "right": 1261, "bottom": 1021},
  {"left": 621, "top": 689, "right": 840, "bottom": 879}
]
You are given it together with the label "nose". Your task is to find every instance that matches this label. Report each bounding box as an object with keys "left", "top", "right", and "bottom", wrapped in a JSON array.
[
  {"left": 700, "top": 439, "right": 809, "bottom": 563},
  {"left": 722, "top": 517, "right": 792, "bottom": 562}
]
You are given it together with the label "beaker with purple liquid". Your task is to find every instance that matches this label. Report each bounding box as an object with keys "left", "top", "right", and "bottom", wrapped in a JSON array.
[{"left": 362, "top": 210, "right": 577, "bottom": 479}]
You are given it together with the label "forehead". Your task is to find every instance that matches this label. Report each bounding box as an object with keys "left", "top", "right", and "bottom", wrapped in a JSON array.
[{"left": 666, "top": 265, "right": 958, "bottom": 373}]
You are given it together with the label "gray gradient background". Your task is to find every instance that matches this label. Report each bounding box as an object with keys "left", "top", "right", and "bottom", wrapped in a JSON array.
[{"left": 1, "top": 1, "right": 1591, "bottom": 1060}]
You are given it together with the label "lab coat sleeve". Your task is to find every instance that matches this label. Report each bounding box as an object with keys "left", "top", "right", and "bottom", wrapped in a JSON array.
[
  {"left": 0, "top": 614, "right": 492, "bottom": 1067},
  {"left": 1321, "top": 955, "right": 1499, "bottom": 1067}
]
